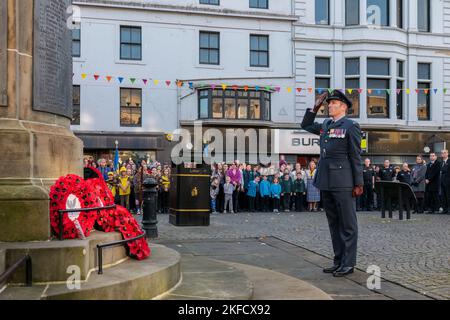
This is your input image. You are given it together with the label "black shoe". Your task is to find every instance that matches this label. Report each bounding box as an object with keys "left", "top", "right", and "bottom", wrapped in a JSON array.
[
  {"left": 426, "top": 211, "right": 435, "bottom": 214},
  {"left": 333, "top": 267, "right": 354, "bottom": 277},
  {"left": 323, "top": 265, "right": 341, "bottom": 274}
]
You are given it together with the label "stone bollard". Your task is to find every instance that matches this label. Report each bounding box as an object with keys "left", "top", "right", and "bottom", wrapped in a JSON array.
[{"left": 142, "top": 177, "right": 158, "bottom": 239}]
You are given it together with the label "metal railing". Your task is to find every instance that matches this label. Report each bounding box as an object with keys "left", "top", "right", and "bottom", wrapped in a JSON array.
[
  {"left": 57, "top": 205, "right": 117, "bottom": 240},
  {"left": 96, "top": 233, "right": 146, "bottom": 275},
  {"left": 0, "top": 255, "right": 32, "bottom": 287}
]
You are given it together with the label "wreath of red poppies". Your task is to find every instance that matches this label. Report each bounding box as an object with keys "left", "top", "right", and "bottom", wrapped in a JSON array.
[{"left": 49, "top": 170, "right": 150, "bottom": 261}]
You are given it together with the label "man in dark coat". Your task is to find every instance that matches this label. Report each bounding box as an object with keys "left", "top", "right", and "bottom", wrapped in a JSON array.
[
  {"left": 425, "top": 153, "right": 442, "bottom": 214},
  {"left": 440, "top": 150, "right": 450, "bottom": 214},
  {"left": 301, "top": 91, "right": 363, "bottom": 277}
]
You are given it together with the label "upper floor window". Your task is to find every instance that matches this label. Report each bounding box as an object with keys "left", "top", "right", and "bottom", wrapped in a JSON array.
[
  {"left": 417, "top": 0, "right": 431, "bottom": 32},
  {"left": 346, "top": 0, "right": 360, "bottom": 26},
  {"left": 396, "top": 60, "right": 405, "bottom": 119},
  {"left": 315, "top": 57, "right": 331, "bottom": 117},
  {"left": 200, "top": 0, "right": 219, "bottom": 5},
  {"left": 199, "top": 89, "right": 271, "bottom": 121},
  {"left": 345, "top": 58, "right": 360, "bottom": 118},
  {"left": 367, "top": 0, "right": 390, "bottom": 27},
  {"left": 72, "top": 28, "right": 81, "bottom": 58},
  {"left": 250, "top": 35, "right": 269, "bottom": 67},
  {"left": 72, "top": 85, "right": 80, "bottom": 125},
  {"left": 120, "top": 88, "right": 142, "bottom": 127},
  {"left": 315, "top": 0, "right": 330, "bottom": 25},
  {"left": 367, "top": 58, "right": 390, "bottom": 118},
  {"left": 250, "top": 0, "right": 268, "bottom": 9},
  {"left": 417, "top": 63, "right": 431, "bottom": 121},
  {"left": 396, "top": 0, "right": 403, "bottom": 28},
  {"left": 120, "top": 26, "right": 142, "bottom": 61},
  {"left": 200, "top": 32, "right": 220, "bottom": 65}
]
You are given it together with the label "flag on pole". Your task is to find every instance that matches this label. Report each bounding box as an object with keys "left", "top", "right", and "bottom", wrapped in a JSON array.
[{"left": 114, "top": 144, "right": 119, "bottom": 172}]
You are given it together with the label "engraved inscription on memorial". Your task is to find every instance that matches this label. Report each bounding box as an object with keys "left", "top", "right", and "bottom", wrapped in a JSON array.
[
  {"left": 0, "top": 1, "right": 7, "bottom": 106},
  {"left": 33, "top": 0, "right": 72, "bottom": 117}
]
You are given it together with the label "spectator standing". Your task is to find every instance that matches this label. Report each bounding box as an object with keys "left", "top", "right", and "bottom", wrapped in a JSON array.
[
  {"left": 271, "top": 177, "right": 282, "bottom": 213},
  {"left": 306, "top": 161, "right": 320, "bottom": 212},
  {"left": 118, "top": 167, "right": 131, "bottom": 210},
  {"left": 440, "top": 150, "right": 450, "bottom": 214},
  {"left": 227, "top": 163, "right": 242, "bottom": 213},
  {"left": 259, "top": 175, "right": 271, "bottom": 212},
  {"left": 210, "top": 177, "right": 220, "bottom": 214},
  {"left": 396, "top": 163, "right": 411, "bottom": 185},
  {"left": 293, "top": 172, "right": 306, "bottom": 212},
  {"left": 425, "top": 153, "right": 441, "bottom": 214},
  {"left": 246, "top": 176, "right": 260, "bottom": 213},
  {"left": 411, "top": 155, "right": 427, "bottom": 214},
  {"left": 280, "top": 174, "right": 293, "bottom": 212},
  {"left": 223, "top": 176, "right": 235, "bottom": 214}
]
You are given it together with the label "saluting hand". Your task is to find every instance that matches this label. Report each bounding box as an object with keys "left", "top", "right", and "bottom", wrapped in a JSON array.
[
  {"left": 313, "top": 92, "right": 328, "bottom": 114},
  {"left": 352, "top": 185, "right": 364, "bottom": 198}
]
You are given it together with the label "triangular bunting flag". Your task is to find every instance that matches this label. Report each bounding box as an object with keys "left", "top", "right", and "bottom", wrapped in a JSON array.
[
  {"left": 232, "top": 85, "right": 238, "bottom": 91},
  {"left": 347, "top": 89, "right": 353, "bottom": 94},
  {"left": 221, "top": 84, "right": 227, "bottom": 90},
  {"left": 94, "top": 74, "right": 100, "bottom": 81},
  {"left": 328, "top": 88, "right": 334, "bottom": 94},
  {"left": 424, "top": 89, "right": 429, "bottom": 95},
  {"left": 177, "top": 81, "right": 184, "bottom": 87},
  {"left": 106, "top": 76, "right": 113, "bottom": 82},
  {"left": 386, "top": 89, "right": 391, "bottom": 95},
  {"left": 143, "top": 79, "right": 148, "bottom": 85},
  {"left": 358, "top": 88, "right": 363, "bottom": 94},
  {"left": 211, "top": 84, "right": 217, "bottom": 90},
  {"left": 255, "top": 86, "right": 260, "bottom": 91},
  {"left": 415, "top": 89, "right": 420, "bottom": 94},
  {"left": 433, "top": 88, "right": 438, "bottom": 94},
  {"left": 406, "top": 89, "right": 411, "bottom": 94},
  {"left": 317, "top": 89, "right": 323, "bottom": 94},
  {"left": 118, "top": 77, "right": 124, "bottom": 83},
  {"left": 367, "top": 89, "right": 372, "bottom": 94},
  {"left": 287, "top": 87, "right": 292, "bottom": 93},
  {"left": 265, "top": 86, "right": 272, "bottom": 91},
  {"left": 307, "top": 88, "right": 313, "bottom": 93},
  {"left": 296, "top": 88, "right": 302, "bottom": 93},
  {"left": 154, "top": 80, "right": 160, "bottom": 85},
  {"left": 189, "top": 82, "right": 194, "bottom": 89},
  {"left": 81, "top": 73, "right": 87, "bottom": 80},
  {"left": 244, "top": 86, "right": 249, "bottom": 92},
  {"left": 444, "top": 88, "right": 448, "bottom": 94},
  {"left": 166, "top": 80, "right": 172, "bottom": 86},
  {"left": 130, "top": 78, "right": 136, "bottom": 84},
  {"left": 396, "top": 89, "right": 401, "bottom": 95},
  {"left": 275, "top": 87, "right": 281, "bottom": 92}
]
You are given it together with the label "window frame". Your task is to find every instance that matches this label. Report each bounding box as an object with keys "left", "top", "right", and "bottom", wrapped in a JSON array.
[
  {"left": 345, "top": 57, "right": 361, "bottom": 118},
  {"left": 120, "top": 26, "right": 142, "bottom": 61},
  {"left": 396, "top": 60, "right": 405, "bottom": 120},
  {"left": 315, "top": 0, "right": 330, "bottom": 25},
  {"left": 367, "top": 0, "right": 390, "bottom": 27},
  {"left": 199, "top": 0, "right": 220, "bottom": 5},
  {"left": 250, "top": 34, "right": 269, "bottom": 68},
  {"left": 199, "top": 31, "right": 220, "bottom": 65},
  {"left": 417, "top": 62, "right": 432, "bottom": 121},
  {"left": 417, "top": 0, "right": 431, "bottom": 32},
  {"left": 249, "top": 0, "right": 269, "bottom": 9},
  {"left": 367, "top": 57, "right": 391, "bottom": 119},
  {"left": 72, "top": 28, "right": 81, "bottom": 58},
  {"left": 197, "top": 88, "right": 271, "bottom": 121},
  {"left": 396, "top": 0, "right": 403, "bottom": 29},
  {"left": 120, "top": 87, "right": 143, "bottom": 127},
  {"left": 345, "top": 0, "right": 360, "bottom": 26},
  {"left": 315, "top": 57, "right": 331, "bottom": 117}
]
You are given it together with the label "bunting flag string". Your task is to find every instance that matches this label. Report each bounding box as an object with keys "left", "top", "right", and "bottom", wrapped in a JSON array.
[{"left": 73, "top": 72, "right": 449, "bottom": 95}]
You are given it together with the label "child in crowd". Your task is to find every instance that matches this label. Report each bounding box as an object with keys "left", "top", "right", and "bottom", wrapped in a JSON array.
[
  {"left": 293, "top": 173, "right": 307, "bottom": 212},
  {"left": 210, "top": 177, "right": 220, "bottom": 214},
  {"left": 223, "top": 176, "right": 235, "bottom": 214},
  {"left": 118, "top": 167, "right": 131, "bottom": 211},
  {"left": 259, "top": 175, "right": 271, "bottom": 212},
  {"left": 247, "top": 176, "right": 260, "bottom": 213},
  {"left": 271, "top": 177, "right": 282, "bottom": 213},
  {"left": 280, "top": 174, "right": 293, "bottom": 212}
]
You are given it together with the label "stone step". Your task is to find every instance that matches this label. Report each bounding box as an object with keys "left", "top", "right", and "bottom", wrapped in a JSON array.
[
  {"left": 160, "top": 256, "right": 331, "bottom": 300},
  {"left": 1, "top": 231, "right": 127, "bottom": 283},
  {"left": 159, "top": 256, "right": 254, "bottom": 300},
  {"left": 0, "top": 244, "right": 181, "bottom": 300}
]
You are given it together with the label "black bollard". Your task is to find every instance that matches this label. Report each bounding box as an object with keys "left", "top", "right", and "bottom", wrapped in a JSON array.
[{"left": 142, "top": 177, "right": 158, "bottom": 239}]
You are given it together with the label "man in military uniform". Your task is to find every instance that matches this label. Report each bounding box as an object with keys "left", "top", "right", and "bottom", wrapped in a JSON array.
[
  {"left": 301, "top": 91, "right": 363, "bottom": 277},
  {"left": 362, "top": 158, "right": 375, "bottom": 211}
]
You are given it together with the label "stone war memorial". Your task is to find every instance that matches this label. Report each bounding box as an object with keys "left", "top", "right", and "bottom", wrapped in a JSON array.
[{"left": 0, "top": 0, "right": 180, "bottom": 300}]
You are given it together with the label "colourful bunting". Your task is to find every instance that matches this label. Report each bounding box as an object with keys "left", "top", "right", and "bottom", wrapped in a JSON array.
[
  {"left": 406, "top": 89, "right": 411, "bottom": 94},
  {"left": 106, "top": 76, "right": 113, "bottom": 82},
  {"left": 358, "top": 89, "right": 363, "bottom": 94},
  {"left": 396, "top": 89, "right": 401, "bottom": 95},
  {"left": 177, "top": 81, "right": 184, "bottom": 87},
  {"left": 81, "top": 73, "right": 87, "bottom": 80},
  {"left": 143, "top": 79, "right": 148, "bottom": 85},
  {"left": 415, "top": 89, "right": 420, "bottom": 94},
  {"left": 166, "top": 81, "right": 171, "bottom": 86},
  {"left": 287, "top": 87, "right": 292, "bottom": 93},
  {"left": 297, "top": 88, "right": 302, "bottom": 93},
  {"left": 347, "top": 89, "right": 353, "bottom": 94},
  {"left": 328, "top": 88, "right": 334, "bottom": 94},
  {"left": 275, "top": 87, "right": 281, "bottom": 92},
  {"left": 189, "top": 82, "right": 194, "bottom": 89},
  {"left": 424, "top": 89, "right": 429, "bottom": 95},
  {"left": 118, "top": 77, "right": 124, "bottom": 83},
  {"left": 211, "top": 84, "right": 216, "bottom": 90},
  {"left": 94, "top": 74, "right": 100, "bottom": 81},
  {"left": 444, "top": 88, "right": 448, "bottom": 94},
  {"left": 154, "top": 80, "right": 160, "bottom": 85},
  {"left": 308, "top": 88, "right": 313, "bottom": 93},
  {"left": 232, "top": 85, "right": 238, "bottom": 91},
  {"left": 244, "top": 86, "right": 249, "bottom": 92},
  {"left": 386, "top": 89, "right": 391, "bottom": 95},
  {"left": 434, "top": 88, "right": 438, "bottom": 94},
  {"left": 130, "top": 78, "right": 136, "bottom": 84},
  {"left": 255, "top": 86, "right": 260, "bottom": 91},
  {"left": 367, "top": 89, "right": 372, "bottom": 94},
  {"left": 221, "top": 84, "right": 227, "bottom": 91}
]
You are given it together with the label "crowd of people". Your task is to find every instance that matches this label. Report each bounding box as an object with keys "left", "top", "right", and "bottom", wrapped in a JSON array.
[
  {"left": 84, "top": 157, "right": 172, "bottom": 215},
  {"left": 210, "top": 159, "right": 321, "bottom": 214},
  {"left": 359, "top": 150, "right": 450, "bottom": 215},
  {"left": 209, "top": 150, "right": 450, "bottom": 215}
]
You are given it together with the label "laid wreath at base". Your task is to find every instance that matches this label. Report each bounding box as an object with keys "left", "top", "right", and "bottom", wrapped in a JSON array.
[{"left": 49, "top": 168, "right": 150, "bottom": 261}]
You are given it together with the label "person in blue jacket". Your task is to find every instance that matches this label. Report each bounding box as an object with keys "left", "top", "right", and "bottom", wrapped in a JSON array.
[
  {"left": 259, "top": 175, "right": 271, "bottom": 212},
  {"left": 247, "top": 176, "right": 260, "bottom": 213},
  {"left": 271, "top": 177, "right": 282, "bottom": 213}
]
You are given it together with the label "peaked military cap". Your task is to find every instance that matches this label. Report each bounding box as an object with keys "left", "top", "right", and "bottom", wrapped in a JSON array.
[{"left": 326, "top": 90, "right": 353, "bottom": 109}]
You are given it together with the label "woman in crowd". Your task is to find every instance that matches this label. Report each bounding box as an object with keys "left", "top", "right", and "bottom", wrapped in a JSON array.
[
  {"left": 306, "top": 160, "right": 320, "bottom": 212},
  {"left": 159, "top": 168, "right": 171, "bottom": 214},
  {"left": 227, "top": 163, "right": 242, "bottom": 213},
  {"left": 411, "top": 155, "right": 427, "bottom": 214}
]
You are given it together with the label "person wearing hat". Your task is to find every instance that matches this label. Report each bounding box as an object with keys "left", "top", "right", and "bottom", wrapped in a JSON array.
[
  {"left": 301, "top": 90, "right": 364, "bottom": 277},
  {"left": 118, "top": 166, "right": 131, "bottom": 211}
]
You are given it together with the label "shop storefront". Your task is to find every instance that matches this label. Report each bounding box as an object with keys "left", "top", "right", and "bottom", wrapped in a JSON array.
[
  {"left": 275, "top": 130, "right": 321, "bottom": 167},
  {"left": 75, "top": 132, "right": 173, "bottom": 165}
]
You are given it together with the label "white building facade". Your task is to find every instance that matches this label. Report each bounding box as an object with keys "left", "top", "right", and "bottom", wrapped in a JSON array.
[
  {"left": 282, "top": 0, "right": 450, "bottom": 165},
  {"left": 71, "top": 0, "right": 297, "bottom": 164}
]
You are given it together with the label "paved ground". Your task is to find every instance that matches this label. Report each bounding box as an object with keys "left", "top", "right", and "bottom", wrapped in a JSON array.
[{"left": 145, "top": 211, "right": 449, "bottom": 300}]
